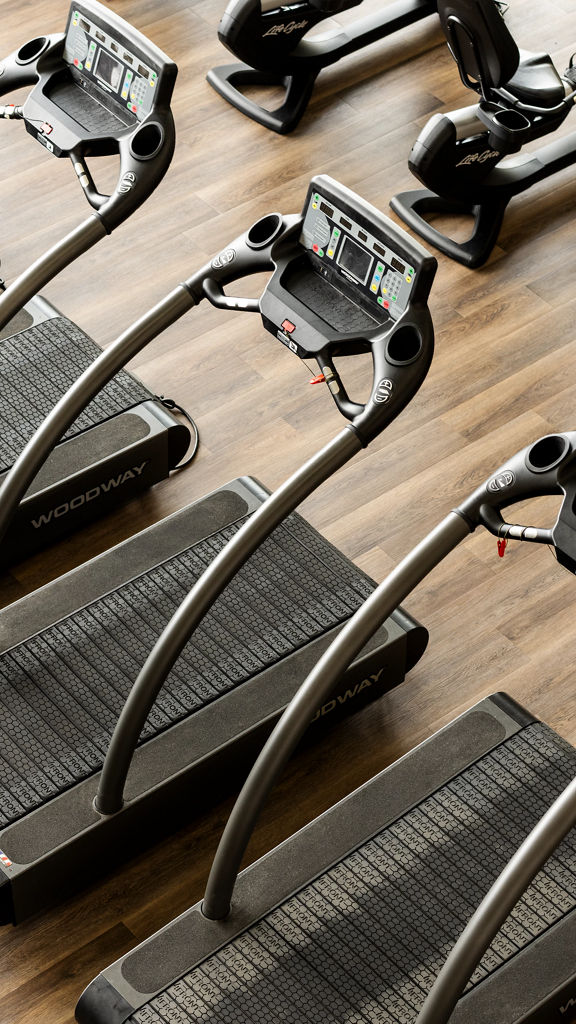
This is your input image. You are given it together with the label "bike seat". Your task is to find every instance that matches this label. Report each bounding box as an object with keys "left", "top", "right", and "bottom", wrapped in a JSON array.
[{"left": 506, "top": 50, "right": 565, "bottom": 108}]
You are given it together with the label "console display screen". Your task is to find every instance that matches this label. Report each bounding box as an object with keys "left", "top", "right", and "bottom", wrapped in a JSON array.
[
  {"left": 93, "top": 48, "right": 122, "bottom": 91},
  {"left": 300, "top": 187, "right": 418, "bottom": 321},
  {"left": 338, "top": 236, "right": 373, "bottom": 285}
]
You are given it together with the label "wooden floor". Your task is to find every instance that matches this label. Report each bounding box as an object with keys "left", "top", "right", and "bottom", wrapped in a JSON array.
[{"left": 1, "top": 0, "right": 576, "bottom": 1019}]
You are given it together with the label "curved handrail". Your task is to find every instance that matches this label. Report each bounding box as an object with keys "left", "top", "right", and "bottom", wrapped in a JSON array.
[{"left": 201, "top": 511, "right": 471, "bottom": 919}]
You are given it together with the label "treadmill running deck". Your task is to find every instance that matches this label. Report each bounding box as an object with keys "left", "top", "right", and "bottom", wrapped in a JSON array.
[
  {"left": 0, "top": 312, "right": 152, "bottom": 474},
  {"left": 0, "top": 478, "right": 425, "bottom": 923},
  {"left": 77, "top": 695, "right": 576, "bottom": 1024}
]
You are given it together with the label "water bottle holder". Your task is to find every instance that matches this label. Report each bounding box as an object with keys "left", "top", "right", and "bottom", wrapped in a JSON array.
[{"left": 478, "top": 101, "right": 531, "bottom": 155}]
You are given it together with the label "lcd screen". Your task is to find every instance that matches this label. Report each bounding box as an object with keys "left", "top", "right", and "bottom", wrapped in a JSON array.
[
  {"left": 93, "top": 48, "right": 123, "bottom": 91},
  {"left": 338, "top": 236, "right": 373, "bottom": 285}
]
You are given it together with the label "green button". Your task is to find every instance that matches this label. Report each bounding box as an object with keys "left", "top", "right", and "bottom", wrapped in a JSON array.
[
  {"left": 377, "top": 296, "right": 383, "bottom": 305},
  {"left": 318, "top": 249, "right": 324, "bottom": 257},
  {"left": 391, "top": 296, "right": 397, "bottom": 301}
]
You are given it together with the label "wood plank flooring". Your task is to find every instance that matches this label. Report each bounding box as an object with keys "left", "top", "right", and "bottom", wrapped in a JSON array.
[{"left": 1, "top": 0, "right": 576, "bottom": 1020}]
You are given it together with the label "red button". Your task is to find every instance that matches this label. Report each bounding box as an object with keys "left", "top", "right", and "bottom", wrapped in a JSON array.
[
  {"left": 281, "top": 319, "right": 295, "bottom": 334},
  {"left": 312, "top": 244, "right": 319, "bottom": 253},
  {"left": 383, "top": 300, "right": 389, "bottom": 309}
]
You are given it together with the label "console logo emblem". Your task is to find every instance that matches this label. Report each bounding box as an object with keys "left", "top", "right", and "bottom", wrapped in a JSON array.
[
  {"left": 211, "top": 248, "right": 235, "bottom": 270},
  {"left": 374, "top": 378, "right": 393, "bottom": 403},
  {"left": 118, "top": 171, "right": 136, "bottom": 194},
  {"left": 487, "top": 470, "right": 515, "bottom": 493}
]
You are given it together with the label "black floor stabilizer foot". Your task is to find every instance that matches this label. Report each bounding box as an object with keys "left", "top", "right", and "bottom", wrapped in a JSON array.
[
  {"left": 391, "top": 188, "right": 509, "bottom": 268},
  {"left": 206, "top": 63, "right": 319, "bottom": 134}
]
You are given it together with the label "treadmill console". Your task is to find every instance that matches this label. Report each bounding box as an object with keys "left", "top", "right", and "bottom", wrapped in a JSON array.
[
  {"left": 300, "top": 183, "right": 421, "bottom": 322},
  {"left": 58, "top": 2, "right": 172, "bottom": 127},
  {"left": 260, "top": 175, "right": 436, "bottom": 368}
]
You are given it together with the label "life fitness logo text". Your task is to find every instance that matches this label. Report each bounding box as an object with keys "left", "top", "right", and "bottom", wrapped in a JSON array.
[
  {"left": 118, "top": 171, "right": 137, "bottom": 194},
  {"left": 487, "top": 470, "right": 515, "bottom": 493},
  {"left": 263, "top": 19, "right": 308, "bottom": 37},
  {"left": 374, "top": 378, "right": 393, "bottom": 404},
  {"left": 456, "top": 148, "right": 499, "bottom": 168}
]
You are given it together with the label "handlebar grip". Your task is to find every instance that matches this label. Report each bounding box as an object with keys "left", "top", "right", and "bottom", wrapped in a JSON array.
[
  {"left": 455, "top": 431, "right": 576, "bottom": 573},
  {"left": 350, "top": 312, "right": 434, "bottom": 446},
  {"left": 95, "top": 115, "right": 175, "bottom": 232},
  {"left": 316, "top": 352, "right": 364, "bottom": 420},
  {"left": 202, "top": 278, "right": 260, "bottom": 312}
]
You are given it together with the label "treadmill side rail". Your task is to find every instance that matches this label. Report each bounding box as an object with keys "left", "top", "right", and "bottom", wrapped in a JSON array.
[{"left": 0, "top": 401, "right": 188, "bottom": 564}]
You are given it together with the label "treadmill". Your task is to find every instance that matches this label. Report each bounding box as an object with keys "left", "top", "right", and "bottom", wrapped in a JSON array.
[
  {"left": 0, "top": 1, "right": 191, "bottom": 562},
  {"left": 76, "top": 430, "right": 576, "bottom": 1024},
  {"left": 0, "top": 175, "right": 436, "bottom": 923}
]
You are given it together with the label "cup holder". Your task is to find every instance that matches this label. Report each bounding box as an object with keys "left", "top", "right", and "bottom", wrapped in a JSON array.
[
  {"left": 491, "top": 108, "right": 531, "bottom": 133},
  {"left": 478, "top": 102, "right": 531, "bottom": 155},
  {"left": 246, "top": 213, "right": 283, "bottom": 250},
  {"left": 16, "top": 37, "right": 49, "bottom": 64},
  {"left": 526, "top": 434, "right": 570, "bottom": 473},
  {"left": 386, "top": 325, "right": 422, "bottom": 365},
  {"left": 129, "top": 121, "right": 164, "bottom": 160}
]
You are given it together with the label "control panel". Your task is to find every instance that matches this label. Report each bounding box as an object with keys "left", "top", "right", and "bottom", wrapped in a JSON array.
[
  {"left": 62, "top": 4, "right": 164, "bottom": 123},
  {"left": 300, "top": 186, "right": 418, "bottom": 320}
]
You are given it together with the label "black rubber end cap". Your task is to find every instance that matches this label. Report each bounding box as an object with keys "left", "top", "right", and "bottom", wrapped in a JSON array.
[
  {"left": 0, "top": 862, "right": 14, "bottom": 925},
  {"left": 75, "top": 974, "right": 134, "bottom": 1024}
]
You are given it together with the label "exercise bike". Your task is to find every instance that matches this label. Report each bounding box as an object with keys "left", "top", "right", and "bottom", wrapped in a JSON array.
[
  {"left": 391, "top": 0, "right": 576, "bottom": 267},
  {"left": 207, "top": 0, "right": 438, "bottom": 133}
]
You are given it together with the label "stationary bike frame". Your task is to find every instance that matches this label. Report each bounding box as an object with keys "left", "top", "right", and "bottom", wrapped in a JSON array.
[
  {"left": 207, "top": 0, "right": 437, "bottom": 133},
  {"left": 391, "top": 26, "right": 576, "bottom": 266}
]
